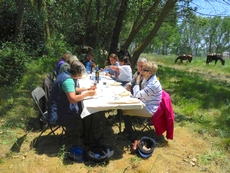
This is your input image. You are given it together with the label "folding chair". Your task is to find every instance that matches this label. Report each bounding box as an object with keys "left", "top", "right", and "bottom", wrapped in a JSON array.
[
  {"left": 133, "top": 90, "right": 174, "bottom": 140},
  {"left": 31, "top": 86, "right": 66, "bottom": 147},
  {"left": 132, "top": 117, "right": 153, "bottom": 132}
]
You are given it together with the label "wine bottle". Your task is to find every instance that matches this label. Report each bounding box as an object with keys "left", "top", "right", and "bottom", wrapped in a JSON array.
[{"left": 95, "top": 65, "right": 99, "bottom": 83}]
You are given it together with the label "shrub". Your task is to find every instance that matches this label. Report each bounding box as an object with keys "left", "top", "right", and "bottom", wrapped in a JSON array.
[{"left": 0, "top": 42, "right": 28, "bottom": 86}]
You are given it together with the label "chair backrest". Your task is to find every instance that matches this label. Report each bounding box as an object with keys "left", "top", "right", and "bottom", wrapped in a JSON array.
[
  {"left": 43, "top": 74, "right": 54, "bottom": 100},
  {"left": 31, "top": 87, "right": 48, "bottom": 116}
]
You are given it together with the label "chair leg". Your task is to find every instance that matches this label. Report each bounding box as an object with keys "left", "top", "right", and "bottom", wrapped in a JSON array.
[
  {"left": 140, "top": 119, "right": 152, "bottom": 131},
  {"left": 32, "top": 125, "right": 66, "bottom": 147},
  {"left": 32, "top": 126, "right": 49, "bottom": 147}
]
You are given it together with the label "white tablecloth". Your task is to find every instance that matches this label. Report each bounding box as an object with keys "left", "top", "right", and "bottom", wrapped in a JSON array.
[{"left": 78, "top": 75, "right": 144, "bottom": 118}]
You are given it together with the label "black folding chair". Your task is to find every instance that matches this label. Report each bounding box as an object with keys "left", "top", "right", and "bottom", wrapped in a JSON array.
[
  {"left": 31, "top": 86, "right": 66, "bottom": 147},
  {"left": 132, "top": 117, "right": 153, "bottom": 132}
]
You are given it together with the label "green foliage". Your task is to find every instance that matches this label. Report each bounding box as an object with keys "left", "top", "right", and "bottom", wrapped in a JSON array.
[
  {"left": 58, "top": 144, "right": 67, "bottom": 163},
  {"left": 0, "top": 1, "right": 16, "bottom": 42},
  {"left": 0, "top": 1, "right": 47, "bottom": 57},
  {"left": 21, "top": 7, "right": 46, "bottom": 56},
  {"left": 49, "top": 34, "right": 75, "bottom": 59},
  {"left": 0, "top": 42, "right": 28, "bottom": 86}
]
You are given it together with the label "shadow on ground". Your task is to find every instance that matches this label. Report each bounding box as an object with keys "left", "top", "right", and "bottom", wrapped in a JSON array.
[{"left": 27, "top": 115, "right": 169, "bottom": 166}]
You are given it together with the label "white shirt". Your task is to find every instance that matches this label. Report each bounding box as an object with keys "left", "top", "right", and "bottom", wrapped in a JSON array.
[
  {"left": 133, "top": 75, "right": 162, "bottom": 115},
  {"left": 117, "top": 65, "right": 132, "bottom": 82}
]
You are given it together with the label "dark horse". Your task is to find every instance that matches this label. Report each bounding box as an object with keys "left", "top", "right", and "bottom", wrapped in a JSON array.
[
  {"left": 175, "top": 54, "right": 192, "bottom": 63},
  {"left": 206, "top": 54, "right": 225, "bottom": 65}
]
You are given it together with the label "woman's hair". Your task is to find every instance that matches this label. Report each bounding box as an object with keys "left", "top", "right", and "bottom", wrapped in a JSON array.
[
  {"left": 109, "top": 53, "right": 119, "bottom": 61},
  {"left": 137, "top": 57, "right": 147, "bottom": 63},
  {"left": 119, "top": 56, "right": 130, "bottom": 65},
  {"left": 69, "top": 60, "right": 85, "bottom": 76},
  {"left": 66, "top": 55, "right": 79, "bottom": 64},
  {"left": 62, "top": 51, "right": 73, "bottom": 61},
  {"left": 144, "top": 61, "right": 158, "bottom": 75}
]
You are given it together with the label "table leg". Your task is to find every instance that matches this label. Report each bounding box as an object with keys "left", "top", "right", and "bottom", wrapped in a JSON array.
[{"left": 117, "top": 109, "right": 122, "bottom": 133}]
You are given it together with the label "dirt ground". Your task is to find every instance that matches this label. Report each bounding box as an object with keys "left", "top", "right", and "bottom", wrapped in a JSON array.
[{"left": 0, "top": 115, "right": 226, "bottom": 173}]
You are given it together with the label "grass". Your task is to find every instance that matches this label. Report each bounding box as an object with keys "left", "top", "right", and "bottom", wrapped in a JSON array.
[
  {"left": 144, "top": 54, "right": 230, "bottom": 138},
  {"left": 1, "top": 54, "right": 230, "bottom": 172}
]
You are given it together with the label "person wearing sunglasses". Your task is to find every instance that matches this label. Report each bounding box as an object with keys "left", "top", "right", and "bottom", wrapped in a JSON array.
[{"left": 121, "top": 61, "right": 162, "bottom": 141}]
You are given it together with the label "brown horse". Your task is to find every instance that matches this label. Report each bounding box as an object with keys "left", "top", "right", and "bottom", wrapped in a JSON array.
[
  {"left": 175, "top": 54, "right": 192, "bottom": 63},
  {"left": 206, "top": 53, "right": 225, "bottom": 65}
]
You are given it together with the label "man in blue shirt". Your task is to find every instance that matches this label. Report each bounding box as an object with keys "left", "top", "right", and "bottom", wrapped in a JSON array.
[{"left": 81, "top": 53, "right": 97, "bottom": 73}]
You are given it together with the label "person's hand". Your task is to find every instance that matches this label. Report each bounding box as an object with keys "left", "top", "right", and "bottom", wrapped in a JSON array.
[
  {"left": 105, "top": 72, "right": 110, "bottom": 77},
  {"left": 126, "top": 84, "right": 131, "bottom": 91},
  {"left": 89, "top": 85, "right": 96, "bottom": 90},
  {"left": 87, "top": 90, "right": 97, "bottom": 96},
  {"left": 92, "top": 61, "right": 97, "bottom": 68},
  {"left": 136, "top": 74, "right": 141, "bottom": 83}
]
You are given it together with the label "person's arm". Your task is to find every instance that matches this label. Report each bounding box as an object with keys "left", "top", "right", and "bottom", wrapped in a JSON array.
[
  {"left": 133, "top": 76, "right": 160, "bottom": 100},
  {"left": 63, "top": 78, "right": 96, "bottom": 103},
  {"left": 76, "top": 85, "right": 96, "bottom": 93},
  {"left": 91, "top": 61, "right": 97, "bottom": 68},
  {"left": 126, "top": 71, "right": 138, "bottom": 91},
  {"left": 66, "top": 90, "right": 96, "bottom": 103},
  {"left": 109, "top": 65, "right": 119, "bottom": 71}
]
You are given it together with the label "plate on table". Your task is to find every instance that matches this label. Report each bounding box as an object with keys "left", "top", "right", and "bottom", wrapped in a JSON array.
[
  {"left": 108, "top": 98, "right": 141, "bottom": 104},
  {"left": 118, "top": 91, "right": 131, "bottom": 97},
  {"left": 80, "top": 74, "right": 87, "bottom": 79},
  {"left": 109, "top": 82, "right": 122, "bottom": 86}
]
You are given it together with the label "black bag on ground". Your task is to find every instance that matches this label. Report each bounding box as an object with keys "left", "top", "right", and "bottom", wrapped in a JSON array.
[
  {"left": 82, "top": 111, "right": 106, "bottom": 146},
  {"left": 86, "top": 143, "right": 114, "bottom": 163}
]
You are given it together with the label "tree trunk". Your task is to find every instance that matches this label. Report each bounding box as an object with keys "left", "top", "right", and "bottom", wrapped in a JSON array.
[
  {"left": 131, "top": 0, "right": 178, "bottom": 69},
  {"left": 109, "top": 0, "right": 128, "bottom": 56},
  {"left": 123, "top": 0, "right": 161, "bottom": 49},
  {"left": 15, "top": 0, "right": 25, "bottom": 38},
  {"left": 95, "top": 0, "right": 100, "bottom": 47},
  {"left": 37, "top": 0, "right": 50, "bottom": 46}
]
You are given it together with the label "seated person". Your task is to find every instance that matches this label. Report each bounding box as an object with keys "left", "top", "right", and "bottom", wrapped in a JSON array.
[
  {"left": 48, "top": 60, "right": 97, "bottom": 128},
  {"left": 109, "top": 56, "right": 132, "bottom": 87},
  {"left": 58, "top": 55, "right": 79, "bottom": 75},
  {"left": 55, "top": 51, "right": 73, "bottom": 74},
  {"left": 81, "top": 53, "right": 97, "bottom": 73},
  {"left": 126, "top": 57, "right": 148, "bottom": 94},
  {"left": 122, "top": 61, "right": 162, "bottom": 141},
  {"left": 103, "top": 53, "right": 120, "bottom": 80}
]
